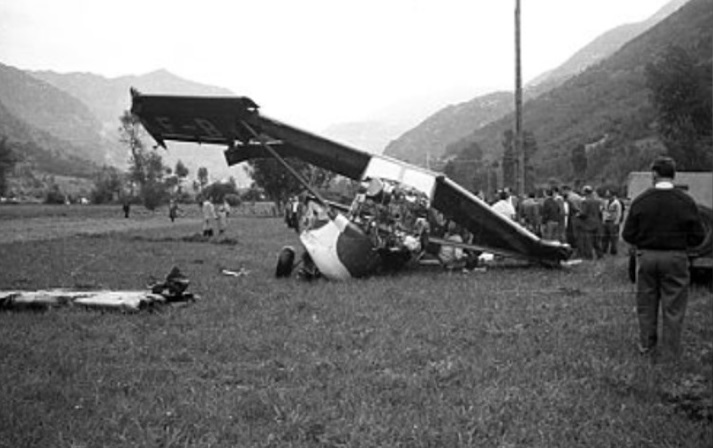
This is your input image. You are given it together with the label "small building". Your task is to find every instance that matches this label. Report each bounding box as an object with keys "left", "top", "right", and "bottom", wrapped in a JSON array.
[{"left": 627, "top": 171, "right": 713, "bottom": 208}]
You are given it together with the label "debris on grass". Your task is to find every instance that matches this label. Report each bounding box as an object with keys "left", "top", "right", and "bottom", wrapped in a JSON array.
[
  {"left": 0, "top": 266, "right": 198, "bottom": 312},
  {"left": 221, "top": 268, "right": 250, "bottom": 277}
]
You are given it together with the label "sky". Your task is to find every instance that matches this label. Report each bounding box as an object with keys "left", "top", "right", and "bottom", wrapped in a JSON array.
[{"left": 1, "top": 0, "right": 673, "bottom": 130}]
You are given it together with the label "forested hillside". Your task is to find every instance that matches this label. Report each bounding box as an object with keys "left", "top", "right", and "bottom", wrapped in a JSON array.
[
  {"left": 0, "top": 63, "right": 113, "bottom": 166},
  {"left": 0, "top": 90, "right": 98, "bottom": 179},
  {"left": 446, "top": 0, "right": 711, "bottom": 188},
  {"left": 525, "top": 0, "right": 689, "bottom": 96},
  {"left": 384, "top": 92, "right": 512, "bottom": 166},
  {"left": 383, "top": 0, "right": 700, "bottom": 188}
]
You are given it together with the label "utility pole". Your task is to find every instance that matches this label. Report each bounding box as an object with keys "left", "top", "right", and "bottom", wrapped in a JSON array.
[{"left": 515, "top": 0, "right": 525, "bottom": 196}]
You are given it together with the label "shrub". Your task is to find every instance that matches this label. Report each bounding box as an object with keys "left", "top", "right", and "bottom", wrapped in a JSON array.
[
  {"left": 44, "top": 184, "right": 66, "bottom": 204},
  {"left": 224, "top": 193, "right": 242, "bottom": 207}
]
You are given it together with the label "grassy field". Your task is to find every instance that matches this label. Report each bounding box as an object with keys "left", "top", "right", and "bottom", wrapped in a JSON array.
[{"left": 0, "top": 205, "right": 711, "bottom": 447}]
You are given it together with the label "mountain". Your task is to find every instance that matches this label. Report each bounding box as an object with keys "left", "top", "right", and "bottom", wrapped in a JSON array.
[
  {"left": 526, "top": 0, "right": 690, "bottom": 96},
  {"left": 32, "top": 69, "right": 232, "bottom": 126},
  {"left": 383, "top": 91, "right": 513, "bottom": 166},
  {"left": 30, "top": 69, "right": 250, "bottom": 186},
  {"left": 446, "top": 0, "right": 711, "bottom": 185},
  {"left": 321, "top": 86, "right": 481, "bottom": 155},
  {"left": 322, "top": 120, "right": 407, "bottom": 155},
  {"left": 0, "top": 62, "right": 113, "bottom": 166},
  {"left": 0, "top": 66, "right": 102, "bottom": 178},
  {"left": 383, "top": 0, "right": 692, "bottom": 169}
]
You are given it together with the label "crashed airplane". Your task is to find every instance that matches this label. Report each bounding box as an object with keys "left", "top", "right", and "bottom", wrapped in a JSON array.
[{"left": 130, "top": 90, "right": 572, "bottom": 280}]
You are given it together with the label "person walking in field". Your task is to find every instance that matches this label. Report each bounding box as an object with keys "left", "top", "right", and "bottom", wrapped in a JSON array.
[
  {"left": 169, "top": 199, "right": 180, "bottom": 223},
  {"left": 622, "top": 157, "right": 705, "bottom": 360},
  {"left": 122, "top": 199, "right": 131, "bottom": 218},
  {"left": 201, "top": 198, "right": 217, "bottom": 237},
  {"left": 217, "top": 200, "right": 230, "bottom": 235}
]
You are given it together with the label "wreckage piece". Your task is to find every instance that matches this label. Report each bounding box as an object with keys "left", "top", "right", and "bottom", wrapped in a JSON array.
[
  {"left": 0, "top": 290, "right": 82, "bottom": 310},
  {"left": 130, "top": 91, "right": 572, "bottom": 276},
  {"left": 0, "top": 290, "right": 166, "bottom": 312},
  {"left": 1, "top": 267, "right": 198, "bottom": 311},
  {"left": 73, "top": 291, "right": 166, "bottom": 311}
]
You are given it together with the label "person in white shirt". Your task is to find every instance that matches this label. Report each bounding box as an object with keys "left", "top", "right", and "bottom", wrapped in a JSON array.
[
  {"left": 601, "top": 190, "right": 623, "bottom": 255},
  {"left": 201, "top": 199, "right": 217, "bottom": 237},
  {"left": 491, "top": 190, "right": 516, "bottom": 220},
  {"left": 217, "top": 200, "right": 230, "bottom": 235}
]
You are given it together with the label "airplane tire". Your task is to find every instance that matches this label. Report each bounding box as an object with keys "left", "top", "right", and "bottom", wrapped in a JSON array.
[
  {"left": 690, "top": 205, "right": 712, "bottom": 259},
  {"left": 275, "top": 246, "right": 296, "bottom": 278}
]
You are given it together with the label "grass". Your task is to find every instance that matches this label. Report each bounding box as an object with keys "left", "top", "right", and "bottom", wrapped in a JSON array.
[{"left": 0, "top": 204, "right": 711, "bottom": 447}]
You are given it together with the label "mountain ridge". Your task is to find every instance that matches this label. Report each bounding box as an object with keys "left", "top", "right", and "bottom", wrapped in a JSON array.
[
  {"left": 448, "top": 0, "right": 711, "bottom": 185},
  {"left": 382, "top": 0, "right": 692, "bottom": 170},
  {"left": 29, "top": 69, "right": 250, "bottom": 186}
]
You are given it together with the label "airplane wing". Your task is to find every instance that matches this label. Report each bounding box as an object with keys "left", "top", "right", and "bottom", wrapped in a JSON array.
[
  {"left": 130, "top": 89, "right": 371, "bottom": 180},
  {"left": 130, "top": 90, "right": 571, "bottom": 265},
  {"left": 431, "top": 177, "right": 570, "bottom": 265}
]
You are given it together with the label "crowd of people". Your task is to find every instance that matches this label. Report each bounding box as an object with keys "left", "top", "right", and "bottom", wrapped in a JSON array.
[
  {"left": 481, "top": 184, "right": 625, "bottom": 260},
  {"left": 483, "top": 158, "right": 707, "bottom": 361}
]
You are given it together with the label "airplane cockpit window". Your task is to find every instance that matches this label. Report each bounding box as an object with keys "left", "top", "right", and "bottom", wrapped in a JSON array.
[{"left": 363, "top": 156, "right": 436, "bottom": 198}]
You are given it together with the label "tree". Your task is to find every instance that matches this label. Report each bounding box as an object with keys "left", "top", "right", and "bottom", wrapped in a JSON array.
[
  {"left": 443, "top": 141, "right": 485, "bottom": 193},
  {"left": 571, "top": 144, "right": 587, "bottom": 180},
  {"left": 119, "top": 110, "right": 169, "bottom": 209},
  {"left": 0, "top": 137, "right": 19, "bottom": 197},
  {"left": 246, "top": 158, "right": 304, "bottom": 207},
  {"left": 501, "top": 130, "right": 517, "bottom": 190},
  {"left": 175, "top": 160, "right": 189, "bottom": 181},
  {"left": 202, "top": 180, "right": 239, "bottom": 203},
  {"left": 502, "top": 130, "right": 537, "bottom": 192},
  {"left": 91, "top": 165, "right": 124, "bottom": 204},
  {"left": 645, "top": 45, "right": 712, "bottom": 171},
  {"left": 197, "top": 167, "right": 209, "bottom": 190},
  {"left": 522, "top": 131, "right": 539, "bottom": 193},
  {"left": 246, "top": 158, "right": 335, "bottom": 209}
]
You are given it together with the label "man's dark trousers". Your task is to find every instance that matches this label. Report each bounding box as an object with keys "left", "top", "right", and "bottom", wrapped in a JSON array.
[
  {"left": 602, "top": 222, "right": 620, "bottom": 255},
  {"left": 636, "top": 249, "right": 689, "bottom": 357}
]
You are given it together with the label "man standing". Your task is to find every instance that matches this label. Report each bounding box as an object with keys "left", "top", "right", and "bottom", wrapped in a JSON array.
[
  {"left": 561, "top": 185, "right": 582, "bottom": 248},
  {"left": 201, "top": 198, "right": 217, "bottom": 237},
  {"left": 217, "top": 200, "right": 230, "bottom": 235},
  {"left": 622, "top": 157, "right": 705, "bottom": 359},
  {"left": 491, "top": 190, "right": 516, "bottom": 221},
  {"left": 541, "top": 188, "right": 562, "bottom": 241},
  {"left": 519, "top": 192, "right": 542, "bottom": 236},
  {"left": 577, "top": 186, "right": 603, "bottom": 259},
  {"left": 601, "top": 190, "right": 623, "bottom": 255}
]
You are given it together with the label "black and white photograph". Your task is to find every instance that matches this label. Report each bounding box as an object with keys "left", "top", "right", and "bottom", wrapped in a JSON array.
[{"left": 0, "top": 0, "right": 711, "bottom": 446}]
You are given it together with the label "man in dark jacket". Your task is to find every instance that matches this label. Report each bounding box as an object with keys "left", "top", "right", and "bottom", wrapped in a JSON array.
[
  {"left": 577, "top": 185, "right": 603, "bottom": 259},
  {"left": 623, "top": 157, "right": 705, "bottom": 359}
]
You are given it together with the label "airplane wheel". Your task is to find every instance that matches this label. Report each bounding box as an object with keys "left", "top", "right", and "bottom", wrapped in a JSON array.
[
  {"left": 690, "top": 205, "right": 712, "bottom": 259},
  {"left": 275, "top": 246, "right": 296, "bottom": 278}
]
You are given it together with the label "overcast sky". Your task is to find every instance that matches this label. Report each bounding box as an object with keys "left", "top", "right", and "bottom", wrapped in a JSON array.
[{"left": 1, "top": 0, "right": 672, "bottom": 130}]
